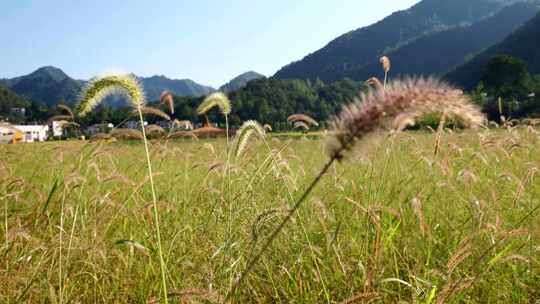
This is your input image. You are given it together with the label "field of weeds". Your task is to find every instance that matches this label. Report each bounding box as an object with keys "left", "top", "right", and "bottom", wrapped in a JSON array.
[{"left": 1, "top": 127, "right": 539, "bottom": 303}]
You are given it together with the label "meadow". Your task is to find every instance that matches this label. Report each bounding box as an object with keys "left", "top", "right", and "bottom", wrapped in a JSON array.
[{"left": 1, "top": 126, "right": 539, "bottom": 303}]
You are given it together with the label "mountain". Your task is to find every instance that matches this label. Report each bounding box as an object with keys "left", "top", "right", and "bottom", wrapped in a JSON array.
[
  {"left": 274, "top": 0, "right": 523, "bottom": 82},
  {"left": 219, "top": 71, "right": 265, "bottom": 92},
  {"left": 447, "top": 10, "right": 540, "bottom": 89},
  {"left": 348, "top": 1, "right": 539, "bottom": 81},
  {"left": 0, "top": 85, "right": 31, "bottom": 122},
  {"left": 0, "top": 84, "right": 30, "bottom": 110},
  {"left": 0, "top": 67, "right": 216, "bottom": 106},
  {"left": 0, "top": 66, "right": 83, "bottom": 106},
  {"left": 139, "top": 75, "right": 215, "bottom": 101}
]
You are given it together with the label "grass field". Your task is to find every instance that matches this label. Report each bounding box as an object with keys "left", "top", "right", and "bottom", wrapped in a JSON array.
[{"left": 1, "top": 127, "right": 539, "bottom": 303}]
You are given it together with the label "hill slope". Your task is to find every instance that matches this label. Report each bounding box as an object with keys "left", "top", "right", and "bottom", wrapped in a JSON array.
[
  {"left": 274, "top": 0, "right": 520, "bottom": 82},
  {"left": 219, "top": 71, "right": 265, "bottom": 92},
  {"left": 0, "top": 85, "right": 31, "bottom": 122},
  {"left": 349, "top": 2, "right": 538, "bottom": 81},
  {"left": 447, "top": 10, "right": 540, "bottom": 88}
]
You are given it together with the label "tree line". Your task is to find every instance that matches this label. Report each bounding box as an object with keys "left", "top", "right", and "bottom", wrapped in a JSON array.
[{"left": 2, "top": 54, "right": 540, "bottom": 129}]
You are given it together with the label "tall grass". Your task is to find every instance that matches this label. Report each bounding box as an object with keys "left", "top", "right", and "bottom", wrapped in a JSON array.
[
  {"left": 228, "top": 76, "right": 485, "bottom": 299},
  {"left": 2, "top": 77, "right": 540, "bottom": 303},
  {"left": 76, "top": 73, "right": 169, "bottom": 303},
  {"left": 1, "top": 126, "right": 539, "bottom": 302}
]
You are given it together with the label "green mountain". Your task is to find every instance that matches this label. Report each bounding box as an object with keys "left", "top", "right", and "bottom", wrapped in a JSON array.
[
  {"left": 447, "top": 10, "right": 540, "bottom": 89},
  {"left": 0, "top": 84, "right": 30, "bottom": 110},
  {"left": 0, "top": 67, "right": 216, "bottom": 106},
  {"left": 349, "top": 2, "right": 538, "bottom": 81},
  {"left": 274, "top": 0, "right": 524, "bottom": 82},
  {"left": 139, "top": 75, "right": 215, "bottom": 100},
  {"left": 219, "top": 71, "right": 265, "bottom": 92},
  {"left": 0, "top": 85, "right": 31, "bottom": 122},
  {"left": 0, "top": 66, "right": 83, "bottom": 106}
]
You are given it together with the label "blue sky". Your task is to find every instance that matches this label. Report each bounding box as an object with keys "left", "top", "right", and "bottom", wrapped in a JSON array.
[{"left": 1, "top": 0, "right": 420, "bottom": 87}]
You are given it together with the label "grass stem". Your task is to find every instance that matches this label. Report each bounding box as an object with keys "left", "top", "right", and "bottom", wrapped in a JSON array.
[{"left": 137, "top": 106, "right": 169, "bottom": 304}]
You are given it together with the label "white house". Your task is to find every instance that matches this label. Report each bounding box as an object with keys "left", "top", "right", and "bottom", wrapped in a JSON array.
[
  {"left": 51, "top": 121, "right": 64, "bottom": 137},
  {"left": 13, "top": 125, "right": 49, "bottom": 142}
]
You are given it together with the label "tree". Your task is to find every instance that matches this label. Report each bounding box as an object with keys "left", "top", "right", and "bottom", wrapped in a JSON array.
[{"left": 481, "top": 54, "right": 532, "bottom": 100}]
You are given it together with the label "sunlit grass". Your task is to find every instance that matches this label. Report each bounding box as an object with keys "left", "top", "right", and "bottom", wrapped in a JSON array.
[{"left": 1, "top": 128, "right": 539, "bottom": 303}]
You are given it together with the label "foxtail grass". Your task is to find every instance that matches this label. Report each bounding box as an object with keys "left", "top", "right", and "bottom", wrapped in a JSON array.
[
  {"left": 287, "top": 114, "right": 319, "bottom": 127},
  {"left": 232, "top": 120, "right": 266, "bottom": 158},
  {"left": 77, "top": 73, "right": 169, "bottom": 303},
  {"left": 197, "top": 91, "right": 234, "bottom": 287},
  {"left": 380, "top": 56, "right": 391, "bottom": 89},
  {"left": 227, "top": 76, "right": 485, "bottom": 300},
  {"left": 197, "top": 92, "right": 231, "bottom": 117},
  {"left": 160, "top": 90, "right": 175, "bottom": 115},
  {"left": 293, "top": 121, "right": 310, "bottom": 131},
  {"left": 365, "top": 77, "right": 383, "bottom": 90},
  {"left": 134, "top": 106, "right": 171, "bottom": 121}
]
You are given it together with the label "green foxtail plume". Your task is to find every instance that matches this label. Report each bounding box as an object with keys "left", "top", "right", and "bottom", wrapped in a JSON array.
[
  {"left": 77, "top": 74, "right": 146, "bottom": 116},
  {"left": 232, "top": 120, "right": 266, "bottom": 158},
  {"left": 197, "top": 92, "right": 231, "bottom": 116},
  {"left": 287, "top": 114, "right": 319, "bottom": 127}
]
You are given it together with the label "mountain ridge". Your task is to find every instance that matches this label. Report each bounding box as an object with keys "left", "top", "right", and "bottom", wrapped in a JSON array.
[
  {"left": 274, "top": 0, "right": 526, "bottom": 82},
  {"left": 348, "top": 1, "right": 539, "bottom": 81},
  {"left": 219, "top": 71, "right": 265, "bottom": 92},
  {"left": 0, "top": 67, "right": 216, "bottom": 106}
]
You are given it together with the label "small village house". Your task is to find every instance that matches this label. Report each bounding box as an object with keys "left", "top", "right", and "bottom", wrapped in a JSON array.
[
  {"left": 51, "top": 121, "right": 64, "bottom": 137},
  {"left": 0, "top": 124, "right": 49, "bottom": 143}
]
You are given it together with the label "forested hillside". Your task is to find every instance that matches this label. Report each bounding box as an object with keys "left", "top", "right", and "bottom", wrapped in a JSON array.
[{"left": 274, "top": 0, "right": 514, "bottom": 82}]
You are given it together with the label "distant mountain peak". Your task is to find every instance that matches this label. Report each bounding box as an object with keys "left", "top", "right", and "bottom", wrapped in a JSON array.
[
  {"left": 1, "top": 68, "right": 216, "bottom": 106},
  {"left": 30, "top": 66, "right": 69, "bottom": 82},
  {"left": 220, "top": 71, "right": 265, "bottom": 92}
]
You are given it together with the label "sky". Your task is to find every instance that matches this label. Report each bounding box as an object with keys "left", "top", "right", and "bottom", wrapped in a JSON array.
[{"left": 0, "top": 0, "right": 420, "bottom": 88}]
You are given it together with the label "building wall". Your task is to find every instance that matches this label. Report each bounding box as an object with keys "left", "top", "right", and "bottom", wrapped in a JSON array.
[{"left": 12, "top": 125, "right": 49, "bottom": 142}]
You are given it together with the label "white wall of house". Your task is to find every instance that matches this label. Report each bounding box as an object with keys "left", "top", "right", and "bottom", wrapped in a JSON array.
[
  {"left": 13, "top": 125, "right": 49, "bottom": 142},
  {"left": 51, "top": 121, "right": 64, "bottom": 137}
]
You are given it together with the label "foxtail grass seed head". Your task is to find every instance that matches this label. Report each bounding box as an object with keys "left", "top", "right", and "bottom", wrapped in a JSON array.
[
  {"left": 328, "top": 77, "right": 485, "bottom": 160},
  {"left": 145, "top": 124, "right": 166, "bottom": 134},
  {"left": 48, "top": 115, "right": 74, "bottom": 124},
  {"left": 133, "top": 106, "right": 171, "bottom": 121},
  {"left": 58, "top": 104, "right": 75, "bottom": 119},
  {"left": 160, "top": 90, "right": 175, "bottom": 114},
  {"left": 197, "top": 92, "right": 231, "bottom": 116},
  {"left": 287, "top": 114, "right": 319, "bottom": 127},
  {"left": 77, "top": 73, "right": 146, "bottom": 116},
  {"left": 233, "top": 120, "right": 266, "bottom": 158},
  {"left": 174, "top": 120, "right": 194, "bottom": 130},
  {"left": 294, "top": 121, "right": 310, "bottom": 130},
  {"left": 380, "top": 56, "right": 391, "bottom": 73},
  {"left": 365, "top": 77, "right": 383, "bottom": 90},
  {"left": 110, "top": 128, "right": 144, "bottom": 140}
]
